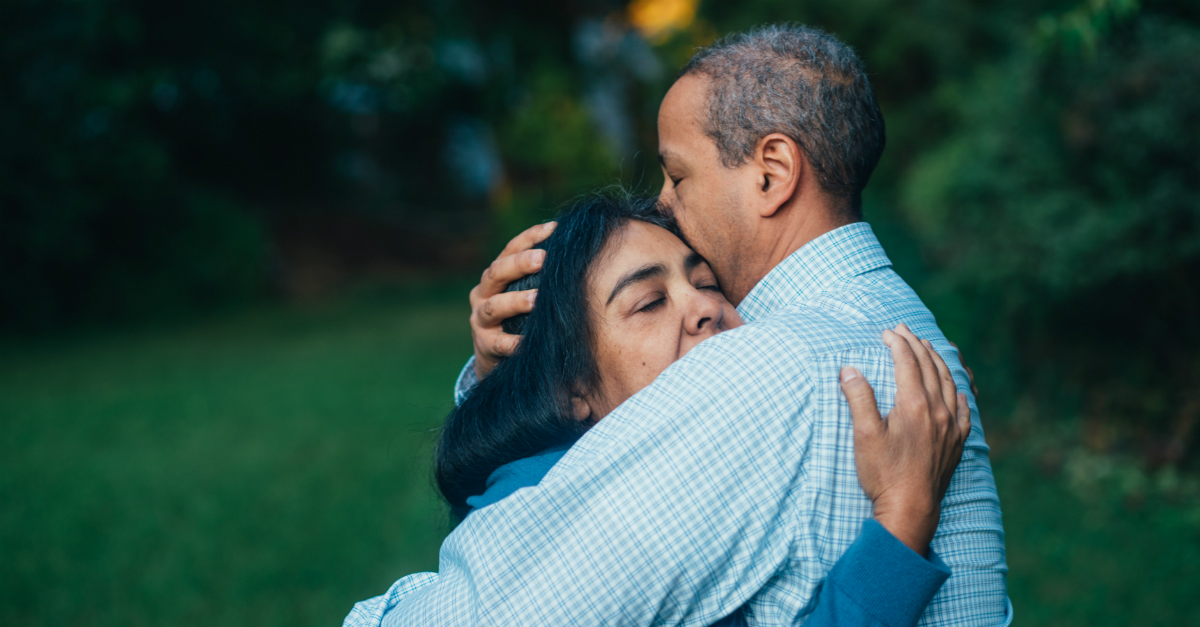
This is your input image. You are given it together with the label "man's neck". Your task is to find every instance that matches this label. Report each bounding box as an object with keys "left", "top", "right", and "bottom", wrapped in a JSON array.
[
  {"left": 729, "top": 200, "right": 854, "bottom": 306},
  {"left": 768, "top": 212, "right": 853, "bottom": 276}
]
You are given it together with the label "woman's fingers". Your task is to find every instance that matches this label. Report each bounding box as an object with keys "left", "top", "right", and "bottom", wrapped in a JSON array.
[
  {"left": 949, "top": 341, "right": 980, "bottom": 399},
  {"left": 473, "top": 289, "right": 537, "bottom": 329},
  {"left": 922, "top": 338, "right": 959, "bottom": 422},
  {"left": 882, "top": 329, "right": 923, "bottom": 411},
  {"left": 893, "top": 324, "right": 941, "bottom": 409},
  {"left": 956, "top": 392, "right": 972, "bottom": 436},
  {"left": 841, "top": 367, "right": 884, "bottom": 439}
]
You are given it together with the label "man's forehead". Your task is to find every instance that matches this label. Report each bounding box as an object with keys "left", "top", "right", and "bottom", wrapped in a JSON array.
[
  {"left": 662, "top": 75, "right": 705, "bottom": 123},
  {"left": 658, "top": 74, "right": 708, "bottom": 155},
  {"left": 663, "top": 72, "right": 709, "bottom": 109}
]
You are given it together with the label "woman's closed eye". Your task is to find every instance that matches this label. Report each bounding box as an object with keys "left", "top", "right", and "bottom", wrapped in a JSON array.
[{"left": 636, "top": 294, "right": 666, "bottom": 313}]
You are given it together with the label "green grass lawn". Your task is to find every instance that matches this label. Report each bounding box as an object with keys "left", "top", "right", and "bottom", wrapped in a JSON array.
[{"left": 2, "top": 290, "right": 1197, "bottom": 626}]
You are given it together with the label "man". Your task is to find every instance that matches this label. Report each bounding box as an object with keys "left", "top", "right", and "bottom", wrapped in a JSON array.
[{"left": 357, "top": 24, "right": 1009, "bottom": 625}]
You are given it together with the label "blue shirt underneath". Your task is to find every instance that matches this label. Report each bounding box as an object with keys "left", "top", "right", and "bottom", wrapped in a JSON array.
[{"left": 464, "top": 445, "right": 953, "bottom": 627}]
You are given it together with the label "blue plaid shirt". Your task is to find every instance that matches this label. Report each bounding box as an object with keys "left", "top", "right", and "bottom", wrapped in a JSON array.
[{"left": 346, "top": 222, "right": 1010, "bottom": 626}]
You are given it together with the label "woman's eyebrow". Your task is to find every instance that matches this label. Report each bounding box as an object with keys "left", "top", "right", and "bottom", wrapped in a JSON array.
[
  {"left": 684, "top": 251, "right": 705, "bottom": 272},
  {"left": 607, "top": 264, "right": 666, "bottom": 305}
]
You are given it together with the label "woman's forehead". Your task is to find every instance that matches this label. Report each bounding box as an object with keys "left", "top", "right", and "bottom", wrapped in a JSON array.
[{"left": 594, "top": 221, "right": 699, "bottom": 282}]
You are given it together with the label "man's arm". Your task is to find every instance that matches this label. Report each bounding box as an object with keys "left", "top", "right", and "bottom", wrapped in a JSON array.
[
  {"left": 441, "top": 228, "right": 977, "bottom": 626},
  {"left": 398, "top": 329, "right": 956, "bottom": 627},
  {"left": 392, "top": 313, "right": 991, "bottom": 625},
  {"left": 343, "top": 573, "right": 439, "bottom": 627},
  {"left": 402, "top": 328, "right": 815, "bottom": 625}
]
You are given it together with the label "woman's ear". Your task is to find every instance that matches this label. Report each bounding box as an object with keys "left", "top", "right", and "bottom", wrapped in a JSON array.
[{"left": 569, "top": 395, "right": 593, "bottom": 422}]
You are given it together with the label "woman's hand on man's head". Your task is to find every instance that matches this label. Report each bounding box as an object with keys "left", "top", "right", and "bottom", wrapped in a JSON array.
[
  {"left": 468, "top": 222, "right": 556, "bottom": 378},
  {"left": 838, "top": 324, "right": 972, "bottom": 557}
]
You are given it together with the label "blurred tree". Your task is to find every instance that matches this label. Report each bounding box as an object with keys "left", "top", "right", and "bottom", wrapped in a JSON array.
[
  {"left": 0, "top": 0, "right": 651, "bottom": 328},
  {"left": 675, "top": 0, "right": 1199, "bottom": 463},
  {"left": 2, "top": 0, "right": 1197, "bottom": 465},
  {"left": 902, "top": 1, "right": 1200, "bottom": 464}
]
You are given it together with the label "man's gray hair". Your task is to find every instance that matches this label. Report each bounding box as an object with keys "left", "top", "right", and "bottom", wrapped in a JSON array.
[{"left": 680, "top": 24, "right": 886, "bottom": 218}]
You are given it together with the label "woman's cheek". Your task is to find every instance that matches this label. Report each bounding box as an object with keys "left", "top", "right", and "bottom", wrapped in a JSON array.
[
  {"left": 722, "top": 304, "right": 744, "bottom": 329},
  {"left": 627, "top": 331, "right": 675, "bottom": 390}
]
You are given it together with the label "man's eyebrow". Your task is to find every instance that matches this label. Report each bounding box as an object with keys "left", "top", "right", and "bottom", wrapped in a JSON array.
[{"left": 607, "top": 263, "right": 666, "bottom": 306}]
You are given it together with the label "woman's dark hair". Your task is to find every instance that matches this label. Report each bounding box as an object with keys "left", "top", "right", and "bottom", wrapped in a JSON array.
[{"left": 435, "top": 194, "right": 674, "bottom": 515}]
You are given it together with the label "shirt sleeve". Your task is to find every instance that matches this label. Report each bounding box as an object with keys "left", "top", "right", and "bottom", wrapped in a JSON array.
[
  {"left": 452, "top": 357, "right": 478, "bottom": 406},
  {"left": 381, "top": 318, "right": 1006, "bottom": 626},
  {"left": 342, "top": 573, "right": 439, "bottom": 627},
  {"left": 349, "top": 519, "right": 949, "bottom": 627},
  {"left": 807, "top": 518, "right": 951, "bottom": 627},
  {"left": 384, "top": 323, "right": 822, "bottom": 626},
  {"left": 349, "top": 520, "right": 949, "bottom": 627}
]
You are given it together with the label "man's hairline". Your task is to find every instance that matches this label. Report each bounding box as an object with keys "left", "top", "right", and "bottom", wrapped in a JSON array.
[{"left": 668, "top": 62, "right": 864, "bottom": 219}]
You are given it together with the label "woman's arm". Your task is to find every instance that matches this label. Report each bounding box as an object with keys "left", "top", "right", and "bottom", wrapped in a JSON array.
[
  {"left": 711, "top": 327, "right": 965, "bottom": 627},
  {"left": 799, "top": 326, "right": 966, "bottom": 627}
]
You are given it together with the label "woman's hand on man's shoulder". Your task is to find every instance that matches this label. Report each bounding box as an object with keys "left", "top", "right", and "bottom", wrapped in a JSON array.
[{"left": 838, "top": 324, "right": 971, "bottom": 557}]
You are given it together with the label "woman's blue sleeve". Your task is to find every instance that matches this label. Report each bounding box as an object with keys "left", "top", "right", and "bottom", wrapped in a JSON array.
[
  {"left": 806, "top": 518, "right": 951, "bottom": 627},
  {"left": 710, "top": 516, "right": 945, "bottom": 624},
  {"left": 712, "top": 518, "right": 951, "bottom": 627}
]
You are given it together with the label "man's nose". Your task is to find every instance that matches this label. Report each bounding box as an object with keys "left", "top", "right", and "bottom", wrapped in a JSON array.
[{"left": 659, "top": 181, "right": 676, "bottom": 204}]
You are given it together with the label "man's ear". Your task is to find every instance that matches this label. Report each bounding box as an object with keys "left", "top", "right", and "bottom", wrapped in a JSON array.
[{"left": 754, "top": 133, "right": 802, "bottom": 218}]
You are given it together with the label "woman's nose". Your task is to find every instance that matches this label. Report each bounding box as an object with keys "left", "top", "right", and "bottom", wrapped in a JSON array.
[{"left": 684, "top": 288, "right": 725, "bottom": 335}]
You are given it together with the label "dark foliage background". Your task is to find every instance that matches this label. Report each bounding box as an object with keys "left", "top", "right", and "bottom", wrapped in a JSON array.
[{"left": 2, "top": 0, "right": 1198, "bottom": 625}]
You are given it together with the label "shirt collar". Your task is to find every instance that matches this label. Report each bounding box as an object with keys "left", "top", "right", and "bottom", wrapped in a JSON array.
[{"left": 735, "top": 222, "right": 893, "bottom": 323}]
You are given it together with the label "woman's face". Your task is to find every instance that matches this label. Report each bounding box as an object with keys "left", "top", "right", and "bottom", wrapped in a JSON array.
[{"left": 577, "top": 220, "right": 743, "bottom": 421}]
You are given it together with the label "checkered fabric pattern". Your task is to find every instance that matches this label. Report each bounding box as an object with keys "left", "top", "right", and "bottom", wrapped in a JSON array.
[
  {"left": 345, "top": 222, "right": 1010, "bottom": 627},
  {"left": 453, "top": 358, "right": 478, "bottom": 406}
]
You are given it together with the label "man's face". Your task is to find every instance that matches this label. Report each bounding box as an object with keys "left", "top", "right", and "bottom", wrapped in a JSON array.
[{"left": 657, "top": 74, "right": 756, "bottom": 305}]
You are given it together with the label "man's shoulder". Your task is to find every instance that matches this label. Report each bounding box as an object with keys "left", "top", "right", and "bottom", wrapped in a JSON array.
[
  {"left": 731, "top": 265, "right": 931, "bottom": 355},
  {"left": 718, "top": 298, "right": 891, "bottom": 361}
]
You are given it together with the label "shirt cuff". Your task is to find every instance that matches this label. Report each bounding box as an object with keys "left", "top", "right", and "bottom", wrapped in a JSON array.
[
  {"left": 453, "top": 356, "right": 479, "bottom": 406},
  {"left": 826, "top": 518, "right": 952, "bottom": 627}
]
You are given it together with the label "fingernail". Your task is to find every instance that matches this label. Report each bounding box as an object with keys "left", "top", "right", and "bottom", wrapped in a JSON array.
[
  {"left": 543, "top": 221, "right": 556, "bottom": 232},
  {"left": 922, "top": 339, "right": 932, "bottom": 349},
  {"left": 527, "top": 289, "right": 537, "bottom": 305},
  {"left": 840, "top": 367, "right": 861, "bottom": 383},
  {"left": 897, "top": 323, "right": 909, "bottom": 332},
  {"left": 531, "top": 249, "right": 546, "bottom": 265}
]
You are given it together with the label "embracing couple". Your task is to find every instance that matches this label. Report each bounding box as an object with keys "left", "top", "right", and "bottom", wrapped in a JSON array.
[{"left": 346, "top": 24, "right": 1009, "bottom": 626}]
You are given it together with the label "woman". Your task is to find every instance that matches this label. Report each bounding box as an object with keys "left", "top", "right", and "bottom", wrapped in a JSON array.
[
  {"left": 436, "top": 195, "right": 741, "bottom": 516},
  {"left": 346, "top": 194, "right": 968, "bottom": 627}
]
